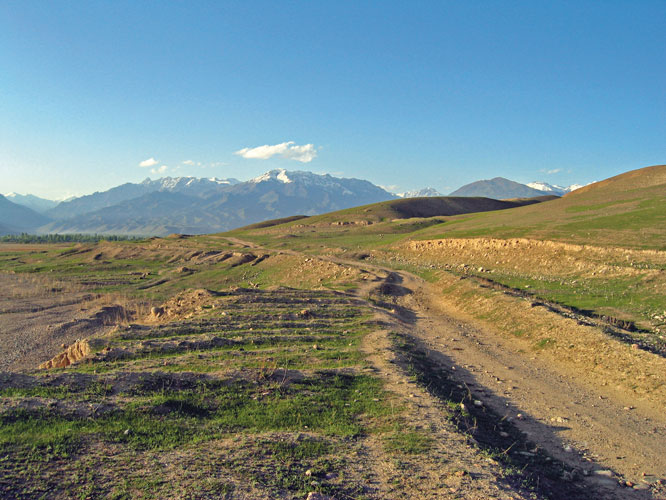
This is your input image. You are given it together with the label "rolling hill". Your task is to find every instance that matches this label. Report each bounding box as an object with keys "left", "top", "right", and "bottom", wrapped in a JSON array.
[{"left": 417, "top": 164, "right": 666, "bottom": 249}]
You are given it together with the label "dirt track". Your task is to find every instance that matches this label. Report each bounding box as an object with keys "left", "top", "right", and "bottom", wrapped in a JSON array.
[
  {"left": 360, "top": 267, "right": 666, "bottom": 498},
  {"left": 221, "top": 235, "right": 666, "bottom": 496}
]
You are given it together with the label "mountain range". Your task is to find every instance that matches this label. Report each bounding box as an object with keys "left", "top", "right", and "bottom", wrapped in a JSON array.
[
  {"left": 2, "top": 170, "right": 582, "bottom": 236},
  {"left": 4, "top": 193, "right": 59, "bottom": 214}
]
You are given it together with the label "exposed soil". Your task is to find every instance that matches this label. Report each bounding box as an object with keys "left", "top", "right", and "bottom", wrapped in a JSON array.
[
  {"left": 351, "top": 264, "right": 666, "bottom": 498},
  {"left": 0, "top": 273, "right": 115, "bottom": 371}
]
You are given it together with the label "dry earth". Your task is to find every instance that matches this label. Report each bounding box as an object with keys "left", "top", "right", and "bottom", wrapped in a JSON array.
[
  {"left": 0, "top": 273, "right": 116, "bottom": 371},
  {"left": 345, "top": 260, "right": 666, "bottom": 498}
]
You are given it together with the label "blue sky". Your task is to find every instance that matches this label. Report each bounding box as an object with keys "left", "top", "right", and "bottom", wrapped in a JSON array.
[{"left": 1, "top": 1, "right": 664, "bottom": 198}]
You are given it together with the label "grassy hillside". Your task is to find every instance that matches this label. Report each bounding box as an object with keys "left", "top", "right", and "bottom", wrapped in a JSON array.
[
  {"left": 413, "top": 164, "right": 666, "bottom": 250},
  {"left": 228, "top": 196, "right": 552, "bottom": 253},
  {"left": 227, "top": 164, "right": 666, "bottom": 337}
]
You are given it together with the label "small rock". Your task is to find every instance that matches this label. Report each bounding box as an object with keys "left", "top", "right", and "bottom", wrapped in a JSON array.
[
  {"left": 563, "top": 445, "right": 573, "bottom": 453},
  {"left": 631, "top": 343, "right": 639, "bottom": 350},
  {"left": 625, "top": 481, "right": 634, "bottom": 487},
  {"left": 312, "top": 344, "right": 319, "bottom": 350},
  {"left": 473, "top": 400, "right": 483, "bottom": 407},
  {"left": 593, "top": 470, "right": 613, "bottom": 478},
  {"left": 123, "top": 428, "right": 131, "bottom": 436},
  {"left": 499, "top": 431, "right": 509, "bottom": 438},
  {"left": 517, "top": 451, "right": 535, "bottom": 457},
  {"left": 633, "top": 483, "right": 650, "bottom": 491},
  {"left": 516, "top": 413, "right": 524, "bottom": 420},
  {"left": 305, "top": 469, "right": 313, "bottom": 477}
]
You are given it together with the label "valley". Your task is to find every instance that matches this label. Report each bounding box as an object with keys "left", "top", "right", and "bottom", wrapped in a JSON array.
[{"left": 0, "top": 164, "right": 665, "bottom": 499}]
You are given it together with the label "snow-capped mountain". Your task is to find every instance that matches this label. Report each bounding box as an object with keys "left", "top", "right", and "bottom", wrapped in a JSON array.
[
  {"left": 47, "top": 176, "right": 241, "bottom": 220},
  {"left": 141, "top": 176, "right": 241, "bottom": 191},
  {"left": 38, "top": 170, "right": 396, "bottom": 235},
  {"left": 398, "top": 188, "right": 443, "bottom": 198},
  {"left": 527, "top": 182, "right": 584, "bottom": 196}
]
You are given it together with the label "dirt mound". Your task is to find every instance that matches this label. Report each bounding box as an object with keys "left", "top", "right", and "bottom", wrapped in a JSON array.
[
  {"left": 39, "top": 339, "right": 92, "bottom": 369},
  {"left": 151, "top": 288, "right": 218, "bottom": 321},
  {"left": 407, "top": 237, "right": 666, "bottom": 273}
]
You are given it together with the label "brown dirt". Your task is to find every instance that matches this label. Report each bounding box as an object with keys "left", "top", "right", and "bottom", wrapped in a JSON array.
[
  {"left": 351, "top": 264, "right": 666, "bottom": 497},
  {"left": 359, "top": 326, "right": 537, "bottom": 499},
  {"left": 406, "top": 237, "right": 666, "bottom": 277},
  {"left": 0, "top": 273, "right": 116, "bottom": 371},
  {"left": 38, "top": 339, "right": 92, "bottom": 369}
]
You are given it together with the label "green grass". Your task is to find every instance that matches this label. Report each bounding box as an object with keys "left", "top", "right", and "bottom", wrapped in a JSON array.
[
  {"left": 383, "top": 428, "right": 433, "bottom": 454},
  {"left": 0, "top": 285, "right": 399, "bottom": 498}
]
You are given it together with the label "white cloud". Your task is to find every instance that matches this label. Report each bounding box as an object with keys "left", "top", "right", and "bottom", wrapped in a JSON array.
[
  {"left": 150, "top": 165, "right": 168, "bottom": 175},
  {"left": 539, "top": 168, "right": 562, "bottom": 175},
  {"left": 234, "top": 141, "right": 317, "bottom": 163},
  {"left": 182, "top": 160, "right": 195, "bottom": 166},
  {"left": 139, "top": 157, "right": 159, "bottom": 168}
]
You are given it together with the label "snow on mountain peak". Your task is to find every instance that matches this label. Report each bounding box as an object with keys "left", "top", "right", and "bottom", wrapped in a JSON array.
[
  {"left": 277, "top": 169, "right": 292, "bottom": 183},
  {"left": 527, "top": 181, "right": 587, "bottom": 196},
  {"left": 527, "top": 182, "right": 565, "bottom": 193},
  {"left": 398, "top": 187, "right": 443, "bottom": 198},
  {"left": 251, "top": 169, "right": 293, "bottom": 184}
]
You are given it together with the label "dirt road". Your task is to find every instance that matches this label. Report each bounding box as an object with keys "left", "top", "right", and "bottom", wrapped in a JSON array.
[
  {"left": 363, "top": 268, "right": 666, "bottom": 498},
  {"left": 222, "top": 235, "right": 666, "bottom": 496}
]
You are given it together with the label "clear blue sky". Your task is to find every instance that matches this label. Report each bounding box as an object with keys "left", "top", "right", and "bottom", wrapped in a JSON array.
[{"left": 1, "top": 1, "right": 664, "bottom": 198}]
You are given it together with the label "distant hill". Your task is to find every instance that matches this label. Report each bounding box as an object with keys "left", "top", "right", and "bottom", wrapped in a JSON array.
[
  {"left": 4, "top": 193, "right": 58, "bottom": 213},
  {"left": 39, "top": 170, "right": 396, "bottom": 235},
  {"left": 248, "top": 196, "right": 551, "bottom": 232},
  {"left": 450, "top": 177, "right": 550, "bottom": 199},
  {"left": 0, "top": 195, "right": 52, "bottom": 234},
  {"left": 418, "top": 164, "right": 666, "bottom": 249}
]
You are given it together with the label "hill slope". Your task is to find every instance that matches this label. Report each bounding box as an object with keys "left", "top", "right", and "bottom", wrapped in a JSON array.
[{"left": 418, "top": 164, "right": 666, "bottom": 249}]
